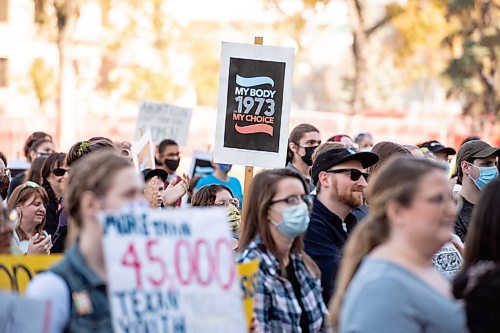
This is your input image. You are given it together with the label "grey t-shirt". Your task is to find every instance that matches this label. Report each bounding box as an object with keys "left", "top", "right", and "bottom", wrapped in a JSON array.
[{"left": 340, "top": 257, "right": 467, "bottom": 333}]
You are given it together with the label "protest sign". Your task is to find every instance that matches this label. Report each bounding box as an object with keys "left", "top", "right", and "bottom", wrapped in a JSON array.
[
  {"left": 188, "top": 150, "right": 214, "bottom": 180},
  {"left": 0, "top": 291, "right": 51, "bottom": 333},
  {"left": 0, "top": 255, "right": 63, "bottom": 293},
  {"left": 214, "top": 42, "right": 294, "bottom": 168},
  {"left": 132, "top": 130, "right": 156, "bottom": 171},
  {"left": 136, "top": 102, "right": 192, "bottom": 146},
  {"left": 101, "top": 207, "right": 246, "bottom": 333},
  {"left": 237, "top": 258, "right": 259, "bottom": 330}
]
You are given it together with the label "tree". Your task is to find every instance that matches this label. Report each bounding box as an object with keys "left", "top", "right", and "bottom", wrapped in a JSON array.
[
  {"left": 34, "top": 0, "right": 80, "bottom": 148},
  {"left": 388, "top": 0, "right": 499, "bottom": 133}
]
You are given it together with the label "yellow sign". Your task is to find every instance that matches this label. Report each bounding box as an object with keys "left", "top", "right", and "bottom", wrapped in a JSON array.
[
  {"left": 237, "top": 259, "right": 260, "bottom": 331},
  {"left": 0, "top": 255, "right": 63, "bottom": 293}
]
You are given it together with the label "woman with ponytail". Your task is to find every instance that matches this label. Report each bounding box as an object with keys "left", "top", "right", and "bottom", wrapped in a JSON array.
[{"left": 330, "top": 157, "right": 466, "bottom": 333}]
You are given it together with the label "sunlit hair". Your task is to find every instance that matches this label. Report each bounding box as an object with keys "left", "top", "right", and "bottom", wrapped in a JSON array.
[
  {"left": 462, "top": 178, "right": 500, "bottom": 270},
  {"left": 286, "top": 124, "right": 319, "bottom": 165},
  {"left": 191, "top": 184, "right": 233, "bottom": 207},
  {"left": 64, "top": 149, "right": 131, "bottom": 229},
  {"left": 329, "top": 157, "right": 446, "bottom": 327},
  {"left": 66, "top": 139, "right": 116, "bottom": 166},
  {"left": 366, "top": 141, "right": 411, "bottom": 175},
  {"left": 237, "top": 168, "right": 320, "bottom": 277},
  {"left": 7, "top": 182, "right": 49, "bottom": 241}
]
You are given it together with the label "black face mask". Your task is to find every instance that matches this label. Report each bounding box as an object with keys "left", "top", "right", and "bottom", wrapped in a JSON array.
[
  {"left": 300, "top": 146, "right": 318, "bottom": 166},
  {"left": 0, "top": 174, "right": 9, "bottom": 199},
  {"left": 164, "top": 159, "right": 180, "bottom": 172}
]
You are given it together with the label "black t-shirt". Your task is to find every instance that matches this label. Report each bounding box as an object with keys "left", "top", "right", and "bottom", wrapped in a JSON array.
[
  {"left": 286, "top": 260, "right": 310, "bottom": 333},
  {"left": 455, "top": 195, "right": 474, "bottom": 242}
]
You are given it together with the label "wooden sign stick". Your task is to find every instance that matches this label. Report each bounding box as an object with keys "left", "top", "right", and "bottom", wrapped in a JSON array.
[{"left": 240, "top": 36, "right": 263, "bottom": 228}]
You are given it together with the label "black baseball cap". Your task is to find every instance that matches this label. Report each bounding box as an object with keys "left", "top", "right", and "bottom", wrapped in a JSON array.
[
  {"left": 141, "top": 168, "right": 169, "bottom": 182},
  {"left": 456, "top": 140, "right": 500, "bottom": 180},
  {"left": 311, "top": 148, "right": 379, "bottom": 185},
  {"left": 418, "top": 140, "right": 456, "bottom": 156}
]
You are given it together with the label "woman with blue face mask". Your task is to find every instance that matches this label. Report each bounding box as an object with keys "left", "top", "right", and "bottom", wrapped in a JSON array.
[{"left": 236, "top": 168, "right": 327, "bottom": 333}]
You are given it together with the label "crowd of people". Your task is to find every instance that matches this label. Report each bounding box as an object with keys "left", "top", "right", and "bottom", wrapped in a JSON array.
[{"left": 0, "top": 126, "right": 499, "bottom": 333}]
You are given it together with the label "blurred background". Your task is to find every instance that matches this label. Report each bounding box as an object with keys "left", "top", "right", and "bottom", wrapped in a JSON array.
[{"left": 0, "top": 0, "right": 498, "bottom": 161}]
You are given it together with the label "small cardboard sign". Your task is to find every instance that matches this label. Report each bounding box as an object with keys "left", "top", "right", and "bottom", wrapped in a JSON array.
[
  {"left": 215, "top": 42, "right": 294, "bottom": 168},
  {"left": 136, "top": 101, "right": 192, "bottom": 146},
  {"left": 100, "top": 207, "right": 246, "bottom": 333}
]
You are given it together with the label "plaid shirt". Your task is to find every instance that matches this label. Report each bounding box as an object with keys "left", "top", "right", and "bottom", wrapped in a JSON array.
[{"left": 237, "top": 237, "right": 327, "bottom": 333}]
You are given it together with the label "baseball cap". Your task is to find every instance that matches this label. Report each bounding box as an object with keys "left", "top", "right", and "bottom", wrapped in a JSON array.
[
  {"left": 141, "top": 168, "right": 169, "bottom": 183},
  {"left": 418, "top": 140, "right": 456, "bottom": 156},
  {"left": 311, "top": 148, "right": 379, "bottom": 185},
  {"left": 456, "top": 140, "right": 500, "bottom": 180}
]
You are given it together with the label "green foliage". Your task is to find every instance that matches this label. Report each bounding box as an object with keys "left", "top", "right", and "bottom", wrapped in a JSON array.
[{"left": 29, "top": 58, "right": 56, "bottom": 105}]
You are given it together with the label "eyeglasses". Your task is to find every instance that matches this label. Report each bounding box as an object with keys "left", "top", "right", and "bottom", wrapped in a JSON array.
[
  {"left": 270, "top": 194, "right": 312, "bottom": 206},
  {"left": 424, "top": 193, "right": 463, "bottom": 212},
  {"left": 324, "top": 168, "right": 369, "bottom": 182},
  {"left": 53, "top": 168, "right": 69, "bottom": 177},
  {"left": 214, "top": 198, "right": 239, "bottom": 207}
]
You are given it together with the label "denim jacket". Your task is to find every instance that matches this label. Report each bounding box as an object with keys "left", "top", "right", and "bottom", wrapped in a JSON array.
[{"left": 50, "top": 243, "right": 112, "bottom": 333}]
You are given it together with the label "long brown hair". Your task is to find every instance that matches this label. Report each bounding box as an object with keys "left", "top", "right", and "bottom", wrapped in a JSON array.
[
  {"left": 286, "top": 123, "right": 319, "bottom": 164},
  {"left": 329, "top": 157, "right": 446, "bottom": 327},
  {"left": 237, "top": 168, "right": 319, "bottom": 277},
  {"left": 462, "top": 177, "right": 500, "bottom": 270},
  {"left": 7, "top": 182, "right": 49, "bottom": 241}
]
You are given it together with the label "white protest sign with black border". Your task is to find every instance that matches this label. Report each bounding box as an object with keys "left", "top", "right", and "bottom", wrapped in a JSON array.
[
  {"left": 136, "top": 101, "right": 193, "bottom": 145},
  {"left": 101, "top": 207, "right": 246, "bottom": 333},
  {"left": 214, "top": 42, "right": 294, "bottom": 168}
]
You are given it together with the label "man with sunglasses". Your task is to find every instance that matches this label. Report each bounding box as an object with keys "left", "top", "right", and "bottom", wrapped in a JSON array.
[{"left": 305, "top": 147, "right": 378, "bottom": 304}]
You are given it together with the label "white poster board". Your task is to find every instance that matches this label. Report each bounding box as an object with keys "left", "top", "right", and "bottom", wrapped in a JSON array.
[
  {"left": 101, "top": 207, "right": 246, "bottom": 333},
  {"left": 132, "top": 130, "right": 156, "bottom": 171},
  {"left": 214, "top": 42, "right": 294, "bottom": 168},
  {"left": 136, "top": 101, "right": 193, "bottom": 146}
]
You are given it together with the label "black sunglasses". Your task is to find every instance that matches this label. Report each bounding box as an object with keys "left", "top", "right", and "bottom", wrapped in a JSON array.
[
  {"left": 324, "top": 168, "right": 369, "bottom": 182},
  {"left": 53, "top": 168, "right": 69, "bottom": 177}
]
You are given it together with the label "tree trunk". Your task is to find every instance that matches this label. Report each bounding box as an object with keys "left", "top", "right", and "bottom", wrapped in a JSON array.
[
  {"left": 346, "top": 0, "right": 368, "bottom": 114},
  {"left": 55, "top": 0, "right": 77, "bottom": 150}
]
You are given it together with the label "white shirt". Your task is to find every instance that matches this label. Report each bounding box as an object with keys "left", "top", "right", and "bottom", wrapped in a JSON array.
[{"left": 25, "top": 272, "right": 70, "bottom": 333}]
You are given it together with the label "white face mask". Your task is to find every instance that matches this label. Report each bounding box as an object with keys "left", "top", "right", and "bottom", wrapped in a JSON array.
[{"left": 359, "top": 147, "right": 373, "bottom": 152}]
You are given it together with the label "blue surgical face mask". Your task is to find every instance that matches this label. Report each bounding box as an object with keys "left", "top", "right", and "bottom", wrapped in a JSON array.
[
  {"left": 271, "top": 203, "right": 310, "bottom": 239},
  {"left": 468, "top": 163, "right": 498, "bottom": 190},
  {"left": 218, "top": 164, "right": 232, "bottom": 173}
]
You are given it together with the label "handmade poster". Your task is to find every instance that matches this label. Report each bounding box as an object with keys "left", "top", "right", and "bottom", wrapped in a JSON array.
[
  {"left": 101, "top": 207, "right": 246, "bottom": 333},
  {"left": 214, "top": 42, "right": 294, "bottom": 168},
  {"left": 135, "top": 102, "right": 192, "bottom": 146},
  {"left": 0, "top": 291, "right": 51, "bottom": 333},
  {"left": 188, "top": 151, "right": 214, "bottom": 180},
  {"left": 237, "top": 258, "right": 259, "bottom": 330},
  {"left": 0, "top": 255, "right": 62, "bottom": 293},
  {"left": 132, "top": 130, "right": 156, "bottom": 171}
]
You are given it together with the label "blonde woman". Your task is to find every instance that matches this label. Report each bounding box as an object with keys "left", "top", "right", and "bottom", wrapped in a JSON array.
[{"left": 330, "top": 157, "right": 467, "bottom": 333}]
